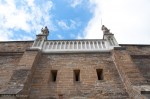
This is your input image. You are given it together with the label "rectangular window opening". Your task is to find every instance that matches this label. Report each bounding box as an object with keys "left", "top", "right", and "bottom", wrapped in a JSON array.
[
  {"left": 74, "top": 70, "right": 80, "bottom": 82},
  {"left": 51, "top": 70, "right": 57, "bottom": 82},
  {"left": 96, "top": 69, "right": 103, "bottom": 80}
]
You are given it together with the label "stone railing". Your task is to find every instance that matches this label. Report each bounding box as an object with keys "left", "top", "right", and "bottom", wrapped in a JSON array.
[{"left": 31, "top": 39, "right": 117, "bottom": 53}]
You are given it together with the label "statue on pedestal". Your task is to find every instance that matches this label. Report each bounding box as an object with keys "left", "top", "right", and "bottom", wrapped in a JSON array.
[
  {"left": 41, "top": 26, "right": 49, "bottom": 35},
  {"left": 101, "top": 25, "right": 110, "bottom": 34}
]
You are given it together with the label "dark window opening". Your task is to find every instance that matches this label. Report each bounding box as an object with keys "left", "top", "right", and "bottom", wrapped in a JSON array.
[
  {"left": 58, "top": 94, "right": 63, "bottom": 99},
  {"left": 96, "top": 69, "right": 103, "bottom": 80},
  {"left": 74, "top": 70, "right": 80, "bottom": 81},
  {"left": 51, "top": 70, "right": 57, "bottom": 82}
]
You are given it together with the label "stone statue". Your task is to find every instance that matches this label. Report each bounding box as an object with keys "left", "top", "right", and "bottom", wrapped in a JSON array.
[
  {"left": 101, "top": 25, "right": 110, "bottom": 33},
  {"left": 41, "top": 28, "right": 44, "bottom": 33},
  {"left": 41, "top": 26, "right": 49, "bottom": 35}
]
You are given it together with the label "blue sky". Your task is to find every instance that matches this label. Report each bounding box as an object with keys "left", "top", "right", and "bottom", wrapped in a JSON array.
[{"left": 0, "top": 0, "right": 150, "bottom": 44}]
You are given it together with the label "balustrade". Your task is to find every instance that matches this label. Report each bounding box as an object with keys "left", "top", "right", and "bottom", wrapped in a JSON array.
[
  {"left": 31, "top": 39, "right": 114, "bottom": 52},
  {"left": 42, "top": 40, "right": 109, "bottom": 51}
]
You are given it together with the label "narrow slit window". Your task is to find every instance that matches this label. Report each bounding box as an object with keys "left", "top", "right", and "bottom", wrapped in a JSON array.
[
  {"left": 51, "top": 70, "right": 58, "bottom": 82},
  {"left": 96, "top": 69, "right": 103, "bottom": 80},
  {"left": 74, "top": 70, "right": 80, "bottom": 81}
]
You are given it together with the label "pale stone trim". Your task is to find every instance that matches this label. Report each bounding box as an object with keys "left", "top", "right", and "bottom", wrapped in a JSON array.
[{"left": 31, "top": 39, "right": 120, "bottom": 52}]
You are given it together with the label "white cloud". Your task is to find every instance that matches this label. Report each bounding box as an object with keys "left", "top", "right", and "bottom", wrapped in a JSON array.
[
  {"left": 70, "top": 0, "right": 83, "bottom": 8},
  {"left": 83, "top": 0, "right": 150, "bottom": 44},
  {"left": 70, "top": 20, "right": 77, "bottom": 29},
  {"left": 15, "top": 35, "right": 33, "bottom": 41},
  {"left": 57, "top": 20, "right": 80, "bottom": 30},
  {"left": 0, "top": 30, "right": 13, "bottom": 41},
  {"left": 0, "top": 0, "right": 54, "bottom": 41},
  {"left": 58, "top": 20, "right": 70, "bottom": 30},
  {"left": 57, "top": 34, "right": 64, "bottom": 39}
]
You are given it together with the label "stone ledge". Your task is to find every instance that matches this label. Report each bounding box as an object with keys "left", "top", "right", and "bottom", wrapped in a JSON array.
[
  {"left": 133, "top": 85, "right": 150, "bottom": 94},
  {"left": 0, "top": 52, "right": 23, "bottom": 56},
  {"left": 42, "top": 51, "right": 111, "bottom": 55},
  {"left": 26, "top": 48, "right": 40, "bottom": 51},
  {"left": 131, "top": 55, "right": 150, "bottom": 58},
  {"left": 0, "top": 87, "right": 23, "bottom": 95},
  {"left": 114, "top": 47, "right": 126, "bottom": 50}
]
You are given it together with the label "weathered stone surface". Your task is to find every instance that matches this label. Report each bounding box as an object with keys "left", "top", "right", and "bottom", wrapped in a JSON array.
[
  {"left": 0, "top": 41, "right": 33, "bottom": 52},
  {"left": 131, "top": 55, "right": 150, "bottom": 84},
  {"left": 113, "top": 47, "right": 150, "bottom": 99},
  {"left": 0, "top": 54, "right": 22, "bottom": 93},
  {"left": 120, "top": 45, "right": 150, "bottom": 55},
  {"left": 29, "top": 53, "right": 129, "bottom": 99},
  {"left": 10, "top": 69, "right": 29, "bottom": 83},
  {"left": 0, "top": 41, "right": 150, "bottom": 99}
]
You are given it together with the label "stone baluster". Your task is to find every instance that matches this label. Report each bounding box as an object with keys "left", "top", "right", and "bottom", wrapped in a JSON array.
[
  {"left": 62, "top": 41, "right": 65, "bottom": 49},
  {"left": 40, "top": 39, "right": 45, "bottom": 48},
  {"left": 57, "top": 41, "right": 59, "bottom": 49},
  {"left": 59, "top": 42, "right": 62, "bottom": 49},
  {"left": 85, "top": 41, "right": 87, "bottom": 49},
  {"left": 111, "top": 38, "right": 115, "bottom": 45},
  {"left": 36, "top": 41, "right": 39, "bottom": 47},
  {"left": 48, "top": 42, "right": 50, "bottom": 49},
  {"left": 70, "top": 42, "right": 72, "bottom": 49},
  {"left": 86, "top": 41, "right": 89, "bottom": 49},
  {"left": 58, "top": 42, "right": 60, "bottom": 49},
  {"left": 36, "top": 41, "right": 40, "bottom": 47},
  {"left": 32, "top": 40, "right": 36, "bottom": 47},
  {"left": 72, "top": 41, "right": 73, "bottom": 49},
  {"left": 108, "top": 38, "right": 112, "bottom": 46},
  {"left": 109, "top": 39, "right": 112, "bottom": 45},
  {"left": 88, "top": 41, "right": 91, "bottom": 49},
  {"left": 57, "top": 42, "right": 60, "bottom": 49},
  {"left": 93, "top": 41, "right": 95, "bottom": 49},
  {"left": 54, "top": 42, "right": 56, "bottom": 49},
  {"left": 78, "top": 42, "right": 80, "bottom": 49},
  {"left": 81, "top": 41, "right": 83, "bottom": 49},
  {"left": 96, "top": 41, "right": 99, "bottom": 49},
  {"left": 45, "top": 42, "right": 48, "bottom": 49},
  {"left": 77, "top": 41, "right": 78, "bottom": 49},
  {"left": 65, "top": 41, "right": 67, "bottom": 49},
  {"left": 82, "top": 41, "right": 85, "bottom": 49},
  {"left": 68, "top": 41, "right": 70, "bottom": 49},
  {"left": 101, "top": 41, "right": 103, "bottom": 49},
  {"left": 60, "top": 41, "right": 62, "bottom": 49},
  {"left": 64, "top": 41, "right": 66, "bottom": 49},
  {"left": 73, "top": 41, "right": 74, "bottom": 49},
  {"left": 56, "top": 42, "right": 59, "bottom": 49},
  {"left": 43, "top": 42, "right": 46, "bottom": 49},
  {"left": 74, "top": 41, "right": 76, "bottom": 49},
  {"left": 98, "top": 41, "right": 101, "bottom": 48},
  {"left": 66, "top": 41, "right": 68, "bottom": 49},
  {"left": 103, "top": 41, "right": 106, "bottom": 48},
  {"left": 37, "top": 40, "right": 40, "bottom": 47},
  {"left": 52, "top": 42, "right": 54, "bottom": 49},
  {"left": 51, "top": 41, "right": 55, "bottom": 49}
]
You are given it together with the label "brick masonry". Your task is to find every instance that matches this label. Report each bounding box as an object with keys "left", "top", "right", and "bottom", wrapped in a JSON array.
[
  {"left": 29, "top": 53, "right": 129, "bottom": 99},
  {"left": 113, "top": 46, "right": 150, "bottom": 98},
  {"left": 0, "top": 54, "right": 22, "bottom": 93},
  {"left": 0, "top": 41, "right": 33, "bottom": 52},
  {"left": 0, "top": 42, "right": 149, "bottom": 99}
]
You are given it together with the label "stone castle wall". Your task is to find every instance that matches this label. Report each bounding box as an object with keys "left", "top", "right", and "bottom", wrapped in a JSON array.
[
  {"left": 121, "top": 45, "right": 150, "bottom": 85},
  {"left": 0, "top": 41, "right": 33, "bottom": 52},
  {"left": 0, "top": 54, "right": 22, "bottom": 93},
  {"left": 0, "top": 42, "right": 149, "bottom": 99},
  {"left": 29, "top": 53, "right": 129, "bottom": 99}
]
